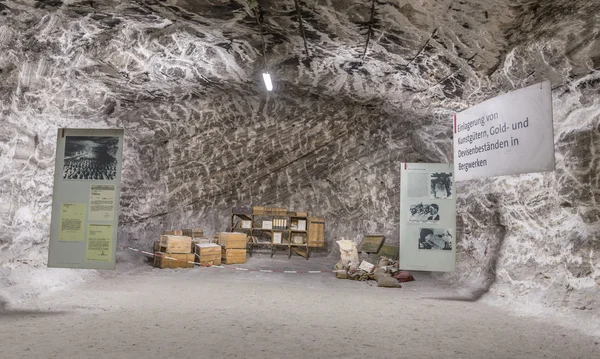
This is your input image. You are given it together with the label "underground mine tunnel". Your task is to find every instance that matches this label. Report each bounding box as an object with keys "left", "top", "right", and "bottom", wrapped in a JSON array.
[{"left": 1, "top": 0, "right": 599, "bottom": 358}]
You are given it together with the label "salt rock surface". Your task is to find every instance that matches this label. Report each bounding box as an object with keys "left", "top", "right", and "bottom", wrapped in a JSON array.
[{"left": 0, "top": 0, "right": 598, "bottom": 326}]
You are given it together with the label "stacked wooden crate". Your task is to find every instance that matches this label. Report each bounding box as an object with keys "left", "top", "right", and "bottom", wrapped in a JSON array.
[
  {"left": 194, "top": 243, "right": 222, "bottom": 266},
  {"left": 217, "top": 232, "right": 247, "bottom": 264},
  {"left": 183, "top": 228, "right": 206, "bottom": 253},
  {"left": 154, "top": 235, "right": 194, "bottom": 269}
]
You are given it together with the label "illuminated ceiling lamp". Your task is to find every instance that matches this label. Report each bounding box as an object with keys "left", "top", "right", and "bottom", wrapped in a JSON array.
[
  {"left": 262, "top": 72, "right": 273, "bottom": 91},
  {"left": 254, "top": 4, "right": 273, "bottom": 92}
]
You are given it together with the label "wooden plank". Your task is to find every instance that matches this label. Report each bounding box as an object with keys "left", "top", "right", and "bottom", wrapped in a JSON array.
[
  {"left": 307, "top": 217, "right": 325, "bottom": 247},
  {"left": 358, "top": 235, "right": 385, "bottom": 253},
  {"left": 292, "top": 247, "right": 308, "bottom": 258}
]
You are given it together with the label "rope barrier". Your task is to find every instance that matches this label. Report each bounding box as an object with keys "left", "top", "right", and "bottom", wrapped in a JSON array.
[{"left": 118, "top": 244, "right": 334, "bottom": 274}]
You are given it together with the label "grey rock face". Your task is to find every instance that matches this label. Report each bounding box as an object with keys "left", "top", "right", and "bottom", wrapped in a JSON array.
[{"left": 0, "top": 0, "right": 598, "bottom": 322}]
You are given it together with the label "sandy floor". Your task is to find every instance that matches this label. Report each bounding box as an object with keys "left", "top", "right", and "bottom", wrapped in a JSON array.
[{"left": 0, "top": 254, "right": 599, "bottom": 359}]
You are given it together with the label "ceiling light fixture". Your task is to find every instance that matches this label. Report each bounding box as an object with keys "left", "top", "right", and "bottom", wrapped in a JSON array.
[
  {"left": 254, "top": 5, "right": 273, "bottom": 92},
  {"left": 262, "top": 72, "right": 273, "bottom": 91}
]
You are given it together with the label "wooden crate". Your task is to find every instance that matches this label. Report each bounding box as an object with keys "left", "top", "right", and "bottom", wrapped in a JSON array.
[
  {"left": 307, "top": 217, "right": 325, "bottom": 247},
  {"left": 291, "top": 233, "right": 307, "bottom": 244},
  {"left": 222, "top": 248, "right": 246, "bottom": 264},
  {"left": 163, "top": 230, "right": 183, "bottom": 236},
  {"left": 159, "top": 235, "right": 192, "bottom": 253},
  {"left": 183, "top": 228, "right": 204, "bottom": 238},
  {"left": 287, "top": 211, "right": 308, "bottom": 217},
  {"left": 217, "top": 232, "right": 247, "bottom": 249},
  {"left": 195, "top": 243, "right": 222, "bottom": 266},
  {"left": 153, "top": 253, "right": 195, "bottom": 269},
  {"left": 253, "top": 206, "right": 287, "bottom": 216}
]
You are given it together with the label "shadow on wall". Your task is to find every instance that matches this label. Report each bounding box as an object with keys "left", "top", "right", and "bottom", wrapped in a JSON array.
[{"left": 431, "top": 193, "right": 507, "bottom": 302}]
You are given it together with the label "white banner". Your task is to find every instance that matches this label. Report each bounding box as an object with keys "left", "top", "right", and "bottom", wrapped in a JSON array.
[
  {"left": 48, "top": 128, "right": 124, "bottom": 270},
  {"left": 399, "top": 163, "right": 456, "bottom": 272},
  {"left": 453, "top": 81, "right": 555, "bottom": 181}
]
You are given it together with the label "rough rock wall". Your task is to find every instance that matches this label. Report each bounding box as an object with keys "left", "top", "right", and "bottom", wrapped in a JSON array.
[
  {"left": 448, "top": 83, "right": 600, "bottom": 325},
  {"left": 0, "top": 0, "right": 599, "bottom": 325},
  {"left": 446, "top": 5, "right": 600, "bottom": 323},
  {"left": 120, "top": 92, "right": 441, "bottom": 253}
]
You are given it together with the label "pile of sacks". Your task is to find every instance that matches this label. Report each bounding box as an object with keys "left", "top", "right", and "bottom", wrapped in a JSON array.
[{"left": 334, "top": 239, "right": 414, "bottom": 288}]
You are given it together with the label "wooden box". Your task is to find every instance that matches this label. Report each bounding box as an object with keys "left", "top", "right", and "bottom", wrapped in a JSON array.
[
  {"left": 307, "top": 217, "right": 325, "bottom": 247},
  {"left": 163, "top": 230, "right": 183, "bottom": 236},
  {"left": 195, "top": 243, "right": 222, "bottom": 266},
  {"left": 269, "top": 207, "right": 288, "bottom": 216},
  {"left": 254, "top": 206, "right": 287, "bottom": 216},
  {"left": 222, "top": 248, "right": 246, "bottom": 264},
  {"left": 159, "top": 235, "right": 192, "bottom": 253},
  {"left": 287, "top": 211, "right": 308, "bottom": 217},
  {"left": 217, "top": 232, "right": 247, "bottom": 249},
  {"left": 183, "top": 228, "right": 204, "bottom": 238},
  {"left": 291, "top": 233, "right": 307, "bottom": 244},
  {"left": 153, "top": 253, "right": 195, "bottom": 269}
]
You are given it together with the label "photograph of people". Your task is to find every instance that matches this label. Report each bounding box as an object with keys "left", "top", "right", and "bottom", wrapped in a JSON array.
[
  {"left": 430, "top": 172, "right": 453, "bottom": 199},
  {"left": 63, "top": 136, "right": 118, "bottom": 180},
  {"left": 409, "top": 203, "right": 440, "bottom": 223},
  {"left": 418, "top": 228, "right": 452, "bottom": 250},
  {"left": 427, "top": 204, "right": 440, "bottom": 221}
]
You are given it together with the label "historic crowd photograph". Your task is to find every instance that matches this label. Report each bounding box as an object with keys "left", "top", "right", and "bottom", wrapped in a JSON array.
[{"left": 63, "top": 136, "right": 119, "bottom": 180}]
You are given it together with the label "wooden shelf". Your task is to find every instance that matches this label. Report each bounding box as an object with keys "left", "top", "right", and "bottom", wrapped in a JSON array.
[
  {"left": 231, "top": 207, "right": 325, "bottom": 259},
  {"left": 232, "top": 213, "right": 252, "bottom": 221}
]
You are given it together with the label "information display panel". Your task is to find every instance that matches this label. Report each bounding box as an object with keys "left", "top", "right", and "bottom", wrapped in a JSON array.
[
  {"left": 48, "top": 128, "right": 124, "bottom": 269},
  {"left": 399, "top": 163, "right": 456, "bottom": 272}
]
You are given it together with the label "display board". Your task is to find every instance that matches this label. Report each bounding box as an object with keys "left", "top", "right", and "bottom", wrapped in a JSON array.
[
  {"left": 399, "top": 163, "right": 456, "bottom": 272},
  {"left": 453, "top": 81, "right": 555, "bottom": 181},
  {"left": 48, "top": 128, "right": 124, "bottom": 269}
]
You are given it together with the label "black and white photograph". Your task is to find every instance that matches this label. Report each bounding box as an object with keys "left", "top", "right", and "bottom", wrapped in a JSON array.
[
  {"left": 63, "top": 136, "right": 119, "bottom": 180},
  {"left": 429, "top": 172, "right": 453, "bottom": 199},
  {"left": 408, "top": 202, "right": 441, "bottom": 223},
  {"left": 418, "top": 228, "right": 452, "bottom": 250}
]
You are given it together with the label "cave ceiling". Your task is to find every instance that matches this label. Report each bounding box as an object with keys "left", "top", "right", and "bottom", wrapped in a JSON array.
[{"left": 2, "top": 0, "right": 598, "bottom": 121}]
